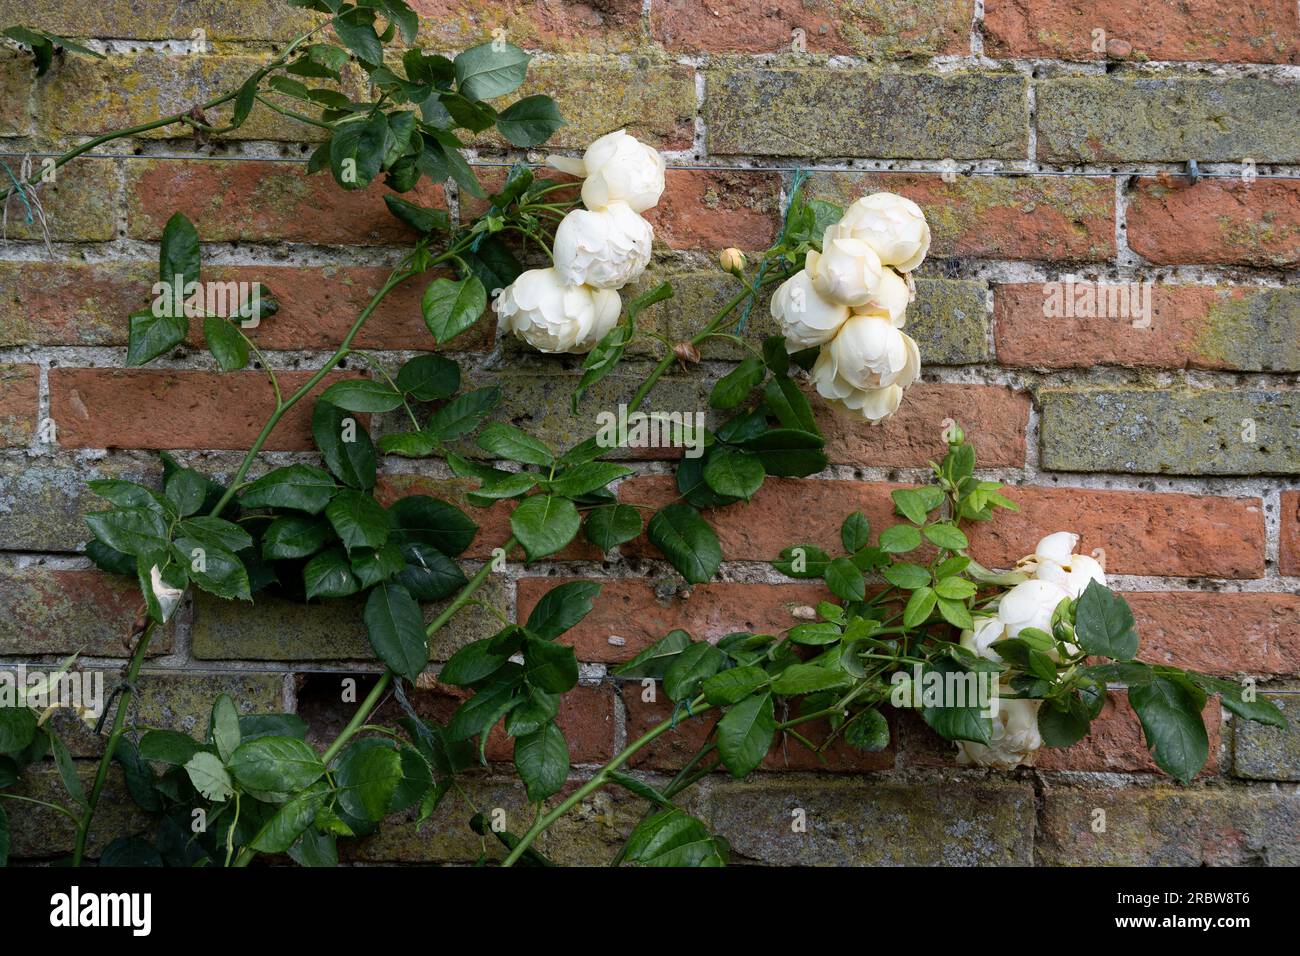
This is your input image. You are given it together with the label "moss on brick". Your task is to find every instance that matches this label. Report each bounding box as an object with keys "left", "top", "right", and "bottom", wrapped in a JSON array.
[
  {"left": 1232, "top": 690, "right": 1300, "bottom": 782},
  {"left": 6, "top": 766, "right": 150, "bottom": 859},
  {"left": 0, "top": 0, "right": 317, "bottom": 41},
  {"left": 1198, "top": 288, "right": 1300, "bottom": 372}
]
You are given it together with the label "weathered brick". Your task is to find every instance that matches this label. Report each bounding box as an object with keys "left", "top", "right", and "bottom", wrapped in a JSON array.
[
  {"left": 644, "top": 169, "right": 782, "bottom": 252},
  {"left": 1232, "top": 689, "right": 1300, "bottom": 781},
  {"left": 33, "top": 53, "right": 327, "bottom": 142},
  {"left": 0, "top": 157, "right": 117, "bottom": 242},
  {"left": 1281, "top": 490, "right": 1300, "bottom": 576},
  {"left": 621, "top": 683, "right": 895, "bottom": 773},
  {"left": 0, "top": 56, "right": 31, "bottom": 135},
  {"left": 0, "top": 454, "right": 162, "bottom": 552},
  {"left": 0, "top": 364, "right": 37, "bottom": 446},
  {"left": 620, "top": 476, "right": 1267, "bottom": 578},
  {"left": 412, "top": 0, "right": 644, "bottom": 53},
  {"left": 0, "top": 567, "right": 172, "bottom": 657},
  {"left": 1129, "top": 592, "right": 1299, "bottom": 676},
  {"left": 707, "top": 776, "right": 1035, "bottom": 865},
  {"left": 191, "top": 574, "right": 506, "bottom": 663},
  {"left": 704, "top": 69, "right": 1028, "bottom": 159},
  {"left": 512, "top": 59, "right": 696, "bottom": 150},
  {"left": 1036, "top": 77, "right": 1300, "bottom": 164},
  {"left": 125, "top": 160, "right": 446, "bottom": 245},
  {"left": 806, "top": 172, "right": 1115, "bottom": 262},
  {"left": 0, "top": 261, "right": 487, "bottom": 351},
  {"left": 1039, "top": 387, "right": 1299, "bottom": 475},
  {"left": 515, "top": 577, "right": 829, "bottom": 663},
  {"left": 49, "top": 368, "right": 363, "bottom": 451},
  {"left": 652, "top": 0, "right": 973, "bottom": 57},
  {"left": 965, "top": 485, "right": 1266, "bottom": 579},
  {"left": 0, "top": 0, "right": 318, "bottom": 41},
  {"left": 5, "top": 766, "right": 149, "bottom": 859},
  {"left": 984, "top": 0, "right": 1300, "bottom": 63},
  {"left": 995, "top": 282, "right": 1300, "bottom": 372},
  {"left": 817, "top": 382, "right": 1030, "bottom": 468},
  {"left": 1126, "top": 177, "right": 1300, "bottom": 269},
  {"left": 1038, "top": 784, "right": 1300, "bottom": 865}
]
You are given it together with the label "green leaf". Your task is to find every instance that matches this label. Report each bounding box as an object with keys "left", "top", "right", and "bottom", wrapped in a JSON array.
[
  {"left": 440, "top": 638, "right": 510, "bottom": 686},
  {"left": 495, "top": 94, "right": 564, "bottom": 147},
  {"left": 702, "top": 665, "right": 770, "bottom": 705},
  {"left": 788, "top": 622, "right": 841, "bottom": 645},
  {"left": 612, "top": 629, "right": 691, "bottom": 679},
  {"left": 477, "top": 422, "right": 553, "bottom": 466},
  {"left": 454, "top": 41, "right": 530, "bottom": 101},
  {"left": 1129, "top": 676, "right": 1210, "bottom": 784},
  {"left": 85, "top": 508, "right": 169, "bottom": 560},
  {"left": 647, "top": 504, "right": 722, "bottom": 585},
  {"left": 513, "top": 723, "right": 569, "bottom": 801},
  {"left": 773, "top": 544, "right": 830, "bottom": 578},
  {"left": 1074, "top": 581, "right": 1138, "bottom": 661},
  {"left": 396, "top": 354, "right": 459, "bottom": 401},
  {"left": 240, "top": 464, "right": 336, "bottom": 514},
  {"left": 422, "top": 275, "right": 487, "bottom": 344},
  {"left": 364, "top": 582, "right": 428, "bottom": 680},
  {"left": 702, "top": 448, "right": 764, "bottom": 500},
  {"left": 378, "top": 429, "right": 438, "bottom": 458},
  {"left": 389, "top": 495, "right": 478, "bottom": 556},
  {"left": 763, "top": 376, "right": 818, "bottom": 433},
  {"left": 159, "top": 212, "right": 200, "bottom": 288},
  {"left": 126, "top": 309, "right": 187, "bottom": 366},
  {"left": 824, "top": 556, "right": 866, "bottom": 602},
  {"left": 1186, "top": 673, "right": 1288, "bottom": 728},
  {"left": 919, "top": 659, "right": 992, "bottom": 745},
  {"left": 547, "top": 462, "right": 631, "bottom": 498},
  {"left": 228, "top": 735, "right": 325, "bottom": 792},
  {"left": 510, "top": 494, "right": 581, "bottom": 562},
  {"left": 0, "top": 705, "right": 34, "bottom": 756},
  {"left": 525, "top": 581, "right": 601, "bottom": 640},
  {"left": 840, "top": 511, "right": 870, "bottom": 553},
  {"left": 396, "top": 542, "right": 466, "bottom": 600},
  {"left": 312, "top": 400, "right": 376, "bottom": 490},
  {"left": 332, "top": 8, "right": 383, "bottom": 64},
  {"left": 184, "top": 751, "right": 234, "bottom": 802},
  {"left": 210, "top": 695, "right": 241, "bottom": 763},
  {"left": 384, "top": 195, "right": 450, "bottom": 234},
  {"left": 304, "top": 548, "right": 360, "bottom": 600},
  {"left": 262, "top": 515, "right": 332, "bottom": 560},
  {"left": 334, "top": 741, "right": 404, "bottom": 821},
  {"left": 249, "top": 784, "right": 329, "bottom": 854},
  {"left": 936, "top": 596, "right": 973, "bottom": 630},
  {"left": 924, "top": 522, "right": 969, "bottom": 551},
  {"left": 770, "top": 663, "right": 850, "bottom": 696},
  {"left": 350, "top": 540, "right": 406, "bottom": 587},
  {"left": 709, "top": 357, "right": 765, "bottom": 410},
  {"left": 138, "top": 730, "right": 203, "bottom": 766},
  {"left": 171, "top": 536, "right": 251, "bottom": 601},
  {"left": 743, "top": 428, "right": 827, "bottom": 477},
  {"left": 424, "top": 386, "right": 500, "bottom": 442},
  {"left": 447, "top": 667, "right": 523, "bottom": 741},
  {"left": 48, "top": 732, "right": 87, "bottom": 809},
  {"left": 881, "top": 562, "right": 929, "bottom": 590},
  {"left": 202, "top": 316, "right": 249, "bottom": 371},
  {"left": 1038, "top": 703, "right": 1090, "bottom": 748},
  {"left": 178, "top": 515, "right": 253, "bottom": 554},
  {"left": 320, "top": 379, "right": 405, "bottom": 413},
  {"left": 585, "top": 504, "right": 642, "bottom": 551},
  {"left": 934, "top": 576, "right": 976, "bottom": 600},
  {"left": 844, "top": 709, "right": 890, "bottom": 752},
  {"left": 524, "top": 637, "right": 579, "bottom": 693},
  {"left": 903, "top": 586, "right": 938, "bottom": 628},
  {"left": 622, "top": 809, "right": 725, "bottom": 867},
  {"left": 879, "top": 524, "right": 922, "bottom": 553},
  {"left": 325, "top": 489, "right": 392, "bottom": 551},
  {"left": 663, "top": 642, "right": 725, "bottom": 702},
  {"left": 716, "top": 692, "right": 776, "bottom": 777}
]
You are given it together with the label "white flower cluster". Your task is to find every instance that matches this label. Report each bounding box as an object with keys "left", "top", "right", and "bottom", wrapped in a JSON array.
[
  {"left": 494, "top": 130, "right": 665, "bottom": 354},
  {"left": 956, "top": 532, "right": 1107, "bottom": 771},
  {"left": 770, "top": 193, "right": 931, "bottom": 422}
]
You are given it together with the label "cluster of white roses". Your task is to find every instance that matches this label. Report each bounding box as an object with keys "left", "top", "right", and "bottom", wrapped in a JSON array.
[
  {"left": 493, "top": 130, "right": 665, "bottom": 354},
  {"left": 956, "top": 532, "right": 1107, "bottom": 770},
  {"left": 771, "top": 193, "right": 931, "bottom": 422}
]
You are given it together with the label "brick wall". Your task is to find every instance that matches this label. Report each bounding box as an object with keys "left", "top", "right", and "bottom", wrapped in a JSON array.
[{"left": 1, "top": 0, "right": 1297, "bottom": 865}]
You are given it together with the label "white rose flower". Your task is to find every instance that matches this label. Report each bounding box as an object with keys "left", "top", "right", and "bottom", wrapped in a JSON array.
[
  {"left": 1017, "top": 531, "right": 1107, "bottom": 599},
  {"left": 837, "top": 192, "right": 931, "bottom": 271},
  {"left": 956, "top": 695, "right": 1044, "bottom": 770},
  {"left": 494, "top": 267, "right": 621, "bottom": 354},
  {"left": 1034, "top": 531, "right": 1080, "bottom": 566},
  {"left": 824, "top": 313, "right": 921, "bottom": 391},
  {"left": 548, "top": 129, "right": 666, "bottom": 213},
  {"left": 553, "top": 201, "right": 652, "bottom": 290},
  {"left": 997, "top": 578, "right": 1070, "bottom": 640},
  {"left": 960, "top": 614, "right": 1008, "bottom": 663},
  {"left": 771, "top": 269, "right": 850, "bottom": 351},
  {"left": 805, "top": 223, "right": 884, "bottom": 307},
  {"left": 856, "top": 266, "right": 911, "bottom": 327}
]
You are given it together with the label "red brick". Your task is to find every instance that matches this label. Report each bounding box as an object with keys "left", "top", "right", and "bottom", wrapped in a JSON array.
[
  {"left": 515, "top": 577, "right": 828, "bottom": 663},
  {"left": 0, "top": 262, "right": 488, "bottom": 351},
  {"left": 651, "top": 0, "right": 972, "bottom": 56},
  {"left": 644, "top": 169, "right": 781, "bottom": 251},
  {"left": 411, "top": 0, "right": 644, "bottom": 52},
  {"left": 49, "top": 369, "right": 364, "bottom": 451},
  {"left": 994, "top": 282, "right": 1295, "bottom": 371},
  {"left": 984, "top": 0, "right": 1300, "bottom": 64},
  {"left": 620, "top": 684, "right": 895, "bottom": 772},
  {"left": 619, "top": 476, "right": 1264, "bottom": 578},
  {"left": 808, "top": 172, "right": 1116, "bottom": 262},
  {"left": 965, "top": 485, "right": 1266, "bottom": 579},
  {"left": 1127, "top": 177, "right": 1300, "bottom": 268},
  {"left": 0, "top": 364, "right": 38, "bottom": 446},
  {"left": 1127, "top": 591, "right": 1300, "bottom": 676},
  {"left": 0, "top": 567, "right": 172, "bottom": 657},
  {"left": 125, "top": 160, "right": 446, "bottom": 246},
  {"left": 816, "top": 382, "right": 1030, "bottom": 468},
  {"left": 1282, "top": 490, "right": 1300, "bottom": 576}
]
